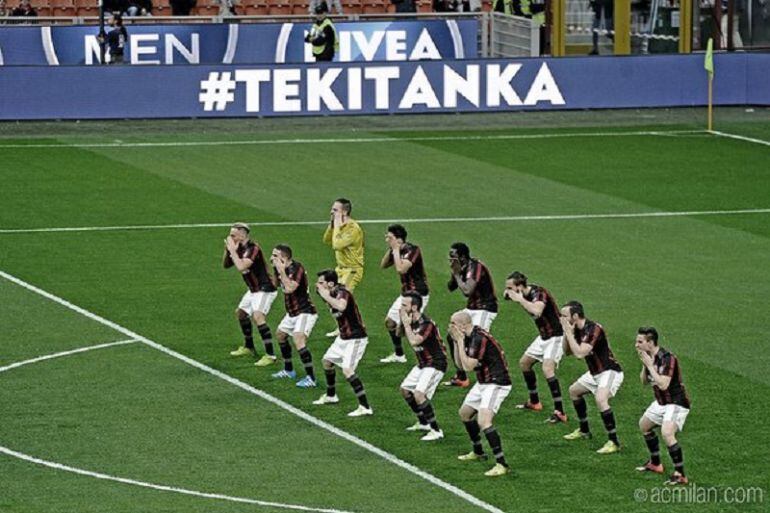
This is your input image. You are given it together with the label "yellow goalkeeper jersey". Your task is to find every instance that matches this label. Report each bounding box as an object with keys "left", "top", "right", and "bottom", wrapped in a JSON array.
[{"left": 323, "top": 220, "right": 365, "bottom": 271}]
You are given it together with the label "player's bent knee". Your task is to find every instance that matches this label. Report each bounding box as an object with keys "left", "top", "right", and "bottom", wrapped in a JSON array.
[
  {"left": 252, "top": 312, "right": 266, "bottom": 324},
  {"left": 237, "top": 308, "right": 248, "bottom": 319},
  {"left": 385, "top": 318, "right": 397, "bottom": 330},
  {"left": 542, "top": 360, "right": 556, "bottom": 377},
  {"left": 400, "top": 388, "right": 412, "bottom": 399},
  {"left": 518, "top": 355, "right": 532, "bottom": 370},
  {"left": 661, "top": 423, "right": 677, "bottom": 443}
]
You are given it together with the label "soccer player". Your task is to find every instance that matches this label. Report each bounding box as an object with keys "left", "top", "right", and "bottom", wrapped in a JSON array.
[
  {"left": 322, "top": 198, "right": 364, "bottom": 338},
  {"left": 223, "top": 223, "right": 278, "bottom": 366},
  {"left": 635, "top": 327, "right": 691, "bottom": 485},
  {"left": 269, "top": 244, "right": 318, "bottom": 388},
  {"left": 380, "top": 224, "right": 430, "bottom": 364},
  {"left": 504, "top": 271, "right": 567, "bottom": 424},
  {"left": 444, "top": 242, "right": 498, "bottom": 387},
  {"left": 398, "top": 292, "right": 446, "bottom": 441},
  {"left": 312, "top": 269, "right": 373, "bottom": 417},
  {"left": 449, "top": 311, "right": 512, "bottom": 477},
  {"left": 560, "top": 301, "right": 624, "bottom": 454}
]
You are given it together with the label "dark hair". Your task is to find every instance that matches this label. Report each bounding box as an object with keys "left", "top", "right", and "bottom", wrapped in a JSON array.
[
  {"left": 637, "top": 327, "right": 659, "bottom": 345},
  {"left": 334, "top": 198, "right": 352, "bottom": 215},
  {"left": 449, "top": 242, "right": 470, "bottom": 259},
  {"left": 564, "top": 300, "right": 585, "bottom": 318},
  {"left": 508, "top": 271, "right": 527, "bottom": 286},
  {"left": 274, "top": 244, "right": 292, "bottom": 259},
  {"left": 112, "top": 12, "right": 123, "bottom": 25},
  {"left": 316, "top": 268, "right": 338, "bottom": 284},
  {"left": 402, "top": 291, "right": 423, "bottom": 310},
  {"left": 387, "top": 224, "right": 407, "bottom": 241}
]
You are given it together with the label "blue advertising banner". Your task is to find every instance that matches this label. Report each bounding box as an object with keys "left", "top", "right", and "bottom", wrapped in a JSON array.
[
  {"left": 0, "top": 54, "right": 766, "bottom": 120},
  {"left": 0, "top": 20, "right": 477, "bottom": 65}
]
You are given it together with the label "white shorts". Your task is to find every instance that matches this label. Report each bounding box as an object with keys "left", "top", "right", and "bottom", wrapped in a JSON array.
[
  {"left": 400, "top": 366, "right": 444, "bottom": 400},
  {"left": 524, "top": 335, "right": 564, "bottom": 364},
  {"left": 462, "top": 382, "right": 512, "bottom": 414},
  {"left": 237, "top": 290, "right": 278, "bottom": 316},
  {"left": 463, "top": 309, "right": 497, "bottom": 331},
  {"left": 576, "top": 370, "right": 624, "bottom": 397},
  {"left": 643, "top": 401, "right": 690, "bottom": 432},
  {"left": 277, "top": 313, "right": 318, "bottom": 337},
  {"left": 323, "top": 336, "right": 368, "bottom": 371},
  {"left": 386, "top": 294, "right": 430, "bottom": 324}
]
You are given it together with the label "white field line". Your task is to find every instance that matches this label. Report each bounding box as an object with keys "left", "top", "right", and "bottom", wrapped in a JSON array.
[
  {"left": 0, "top": 339, "right": 138, "bottom": 373},
  {"left": 0, "top": 446, "right": 355, "bottom": 513},
  {"left": 0, "top": 129, "right": 705, "bottom": 149},
  {"left": 2, "top": 208, "right": 770, "bottom": 235},
  {"left": 709, "top": 130, "right": 770, "bottom": 147},
  {"left": 0, "top": 269, "right": 505, "bottom": 513},
  {"left": 0, "top": 340, "right": 355, "bottom": 513}
]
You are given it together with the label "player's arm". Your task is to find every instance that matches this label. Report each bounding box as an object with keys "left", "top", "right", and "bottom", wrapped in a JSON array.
[
  {"left": 392, "top": 248, "right": 414, "bottom": 274},
  {"left": 380, "top": 249, "right": 394, "bottom": 269},
  {"left": 402, "top": 321, "right": 425, "bottom": 348},
  {"left": 639, "top": 363, "right": 649, "bottom": 385},
  {"left": 223, "top": 249, "right": 234, "bottom": 269},
  {"left": 323, "top": 224, "right": 333, "bottom": 245},
  {"left": 277, "top": 267, "right": 299, "bottom": 294},
  {"left": 331, "top": 225, "right": 358, "bottom": 251},
  {"left": 317, "top": 286, "right": 348, "bottom": 311},
  {"left": 225, "top": 239, "right": 253, "bottom": 272},
  {"left": 455, "top": 334, "right": 479, "bottom": 372},
  {"left": 562, "top": 323, "right": 592, "bottom": 358},
  {"left": 453, "top": 272, "right": 477, "bottom": 296},
  {"left": 447, "top": 274, "right": 458, "bottom": 292},
  {"left": 642, "top": 353, "right": 673, "bottom": 390},
  {"left": 507, "top": 290, "right": 545, "bottom": 317}
]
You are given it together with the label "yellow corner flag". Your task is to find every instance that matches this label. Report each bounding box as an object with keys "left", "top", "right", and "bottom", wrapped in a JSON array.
[
  {"left": 704, "top": 38, "right": 714, "bottom": 77},
  {"left": 705, "top": 38, "right": 714, "bottom": 131}
]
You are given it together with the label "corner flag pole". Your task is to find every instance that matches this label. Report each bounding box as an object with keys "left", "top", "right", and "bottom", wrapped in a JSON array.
[{"left": 704, "top": 38, "right": 714, "bottom": 131}]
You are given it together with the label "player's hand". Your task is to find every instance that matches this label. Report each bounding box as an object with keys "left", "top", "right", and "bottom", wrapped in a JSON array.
[
  {"left": 559, "top": 316, "right": 571, "bottom": 332},
  {"left": 506, "top": 289, "right": 523, "bottom": 303},
  {"left": 639, "top": 350, "right": 653, "bottom": 368},
  {"left": 334, "top": 211, "right": 344, "bottom": 226},
  {"left": 449, "top": 258, "right": 462, "bottom": 274},
  {"left": 225, "top": 237, "right": 237, "bottom": 252}
]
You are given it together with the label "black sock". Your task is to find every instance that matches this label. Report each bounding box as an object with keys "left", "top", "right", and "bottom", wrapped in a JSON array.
[
  {"left": 279, "top": 342, "right": 293, "bottom": 372},
  {"left": 668, "top": 443, "right": 685, "bottom": 476},
  {"left": 388, "top": 329, "right": 404, "bottom": 357},
  {"left": 447, "top": 334, "right": 467, "bottom": 381},
  {"left": 463, "top": 420, "right": 484, "bottom": 455},
  {"left": 547, "top": 376, "right": 564, "bottom": 413},
  {"left": 298, "top": 347, "right": 315, "bottom": 381},
  {"left": 257, "top": 323, "right": 274, "bottom": 357},
  {"left": 483, "top": 427, "right": 507, "bottom": 466},
  {"left": 419, "top": 401, "right": 440, "bottom": 431},
  {"left": 324, "top": 368, "right": 336, "bottom": 397},
  {"left": 600, "top": 408, "right": 619, "bottom": 446},
  {"left": 573, "top": 397, "right": 590, "bottom": 433},
  {"left": 404, "top": 394, "right": 427, "bottom": 425},
  {"left": 347, "top": 374, "right": 369, "bottom": 409},
  {"left": 522, "top": 370, "right": 539, "bottom": 404},
  {"left": 644, "top": 431, "right": 661, "bottom": 465},
  {"left": 239, "top": 317, "right": 254, "bottom": 350}
]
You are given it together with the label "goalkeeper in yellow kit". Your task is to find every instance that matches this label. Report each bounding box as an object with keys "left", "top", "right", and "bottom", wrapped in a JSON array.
[{"left": 323, "top": 198, "right": 365, "bottom": 337}]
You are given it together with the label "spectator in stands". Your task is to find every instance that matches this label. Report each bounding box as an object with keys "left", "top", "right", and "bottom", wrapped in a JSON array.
[
  {"left": 391, "top": 0, "right": 416, "bottom": 13},
  {"left": 215, "top": 0, "right": 237, "bottom": 16},
  {"left": 170, "top": 0, "right": 196, "bottom": 15},
  {"left": 11, "top": 0, "right": 37, "bottom": 16},
  {"left": 720, "top": 0, "right": 745, "bottom": 48},
  {"left": 0, "top": 0, "right": 10, "bottom": 17},
  {"left": 310, "top": 0, "right": 341, "bottom": 16},
  {"left": 98, "top": 13, "right": 128, "bottom": 64},
  {"left": 104, "top": 0, "right": 129, "bottom": 15},
  {"left": 492, "top": 0, "right": 511, "bottom": 14},
  {"left": 433, "top": 0, "right": 457, "bottom": 12},
  {"left": 127, "top": 0, "right": 153, "bottom": 16},
  {"left": 305, "top": 3, "right": 337, "bottom": 62},
  {"left": 589, "top": 0, "right": 613, "bottom": 55}
]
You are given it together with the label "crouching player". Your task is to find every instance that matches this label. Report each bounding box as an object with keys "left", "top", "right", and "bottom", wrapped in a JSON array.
[
  {"left": 313, "top": 269, "right": 373, "bottom": 417},
  {"left": 399, "top": 292, "right": 447, "bottom": 441},
  {"left": 449, "top": 311, "right": 512, "bottom": 477},
  {"left": 635, "top": 327, "right": 691, "bottom": 485}
]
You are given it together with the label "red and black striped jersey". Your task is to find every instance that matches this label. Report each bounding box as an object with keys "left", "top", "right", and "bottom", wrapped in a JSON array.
[
  {"left": 525, "top": 285, "right": 563, "bottom": 339},
  {"left": 647, "top": 347, "right": 690, "bottom": 408},
  {"left": 449, "top": 259, "right": 498, "bottom": 313},
  {"left": 386, "top": 243, "right": 429, "bottom": 296},
  {"left": 465, "top": 327, "right": 511, "bottom": 385},
  {"left": 224, "top": 241, "right": 276, "bottom": 293},
  {"left": 277, "top": 261, "right": 316, "bottom": 317},
  {"left": 328, "top": 286, "right": 367, "bottom": 340},
  {"left": 574, "top": 320, "right": 622, "bottom": 376},
  {"left": 409, "top": 315, "right": 447, "bottom": 372}
]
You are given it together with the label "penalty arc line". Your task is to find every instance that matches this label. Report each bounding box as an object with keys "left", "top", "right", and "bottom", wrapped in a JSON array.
[
  {"left": 2, "top": 208, "right": 770, "bottom": 235},
  {"left": 0, "top": 269, "right": 506, "bottom": 513},
  {"left": 0, "top": 340, "right": 355, "bottom": 513},
  {"left": 0, "top": 129, "right": 707, "bottom": 149}
]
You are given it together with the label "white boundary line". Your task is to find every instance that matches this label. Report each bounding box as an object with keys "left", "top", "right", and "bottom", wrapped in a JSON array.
[
  {"left": 0, "top": 269, "right": 505, "bottom": 513},
  {"left": 2, "top": 208, "right": 769, "bottom": 235},
  {"left": 0, "top": 129, "right": 706, "bottom": 149},
  {"left": 709, "top": 130, "right": 770, "bottom": 147},
  {"left": 0, "top": 446, "right": 355, "bottom": 513},
  {"left": 0, "top": 339, "right": 138, "bottom": 373}
]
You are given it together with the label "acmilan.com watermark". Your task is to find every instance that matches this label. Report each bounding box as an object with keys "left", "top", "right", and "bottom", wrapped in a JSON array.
[{"left": 634, "top": 485, "right": 765, "bottom": 504}]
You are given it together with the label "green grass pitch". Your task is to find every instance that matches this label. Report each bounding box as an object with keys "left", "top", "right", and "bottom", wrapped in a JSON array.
[{"left": 1, "top": 111, "right": 769, "bottom": 513}]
